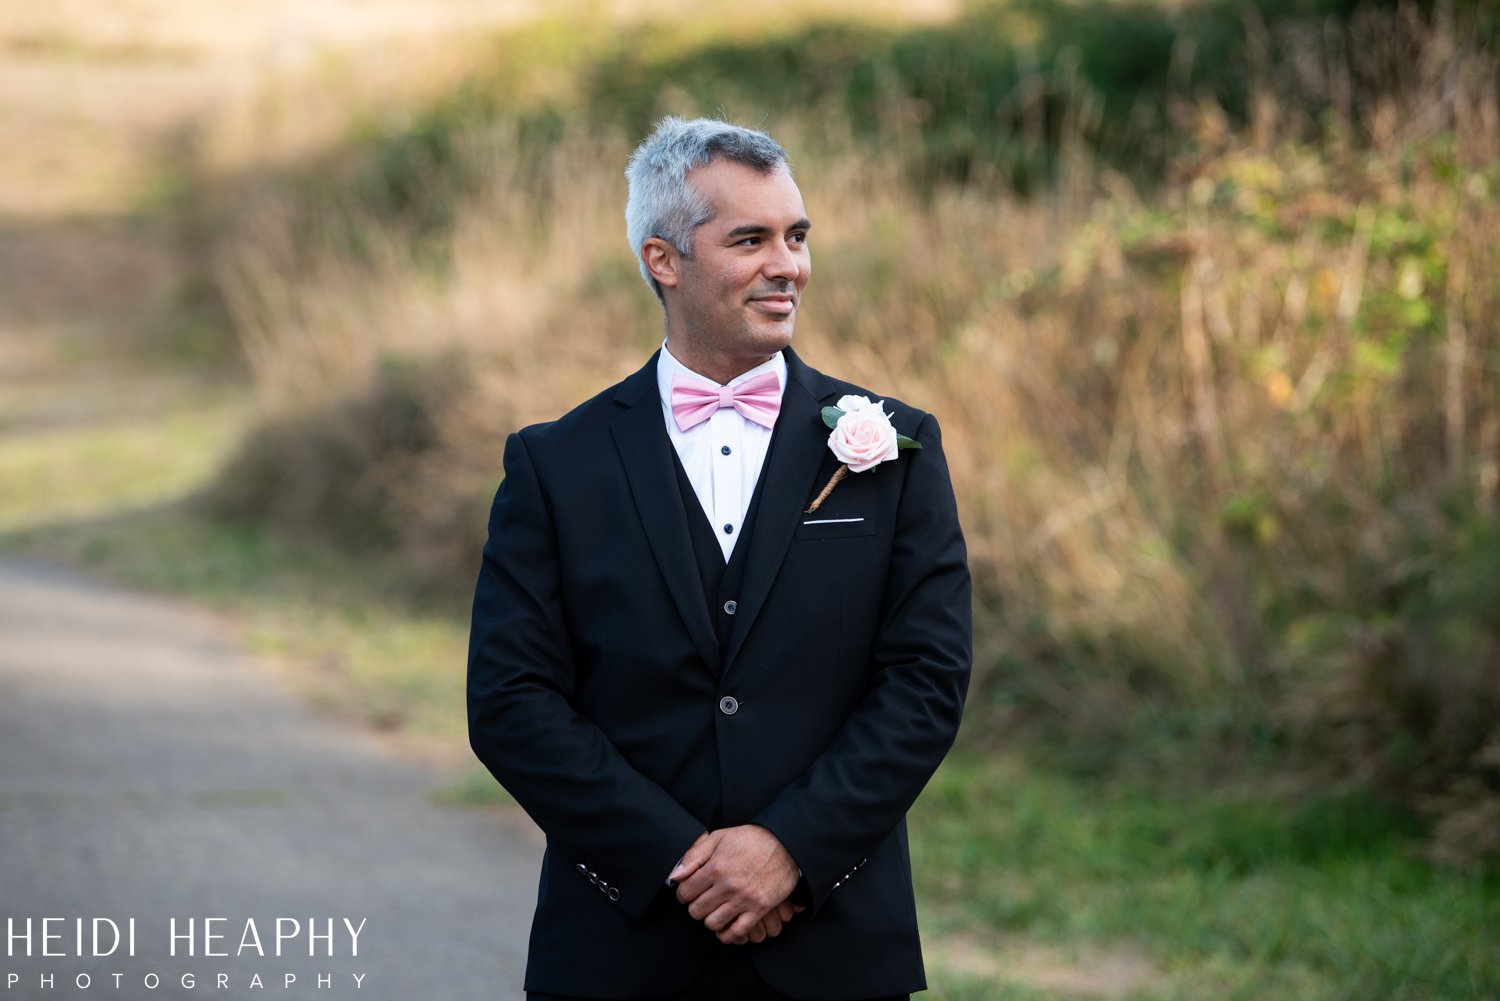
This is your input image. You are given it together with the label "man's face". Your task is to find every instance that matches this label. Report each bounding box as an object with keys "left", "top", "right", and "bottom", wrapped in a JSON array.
[{"left": 664, "top": 158, "right": 811, "bottom": 374}]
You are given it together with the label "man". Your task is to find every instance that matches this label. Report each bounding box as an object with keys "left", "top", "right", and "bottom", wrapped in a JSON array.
[{"left": 468, "top": 116, "right": 971, "bottom": 1001}]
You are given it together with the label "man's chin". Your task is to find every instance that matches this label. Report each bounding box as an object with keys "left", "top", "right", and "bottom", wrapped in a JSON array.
[
  {"left": 746, "top": 315, "right": 796, "bottom": 349},
  {"left": 752, "top": 329, "right": 795, "bottom": 358}
]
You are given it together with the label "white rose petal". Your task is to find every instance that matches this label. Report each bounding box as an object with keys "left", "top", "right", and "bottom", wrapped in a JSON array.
[{"left": 835, "top": 394, "right": 886, "bottom": 416}]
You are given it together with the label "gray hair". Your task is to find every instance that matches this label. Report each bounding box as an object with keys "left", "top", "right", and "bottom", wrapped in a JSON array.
[{"left": 625, "top": 116, "right": 790, "bottom": 302}]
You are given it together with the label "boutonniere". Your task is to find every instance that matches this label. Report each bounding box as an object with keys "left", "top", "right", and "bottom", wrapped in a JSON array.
[{"left": 805, "top": 395, "right": 922, "bottom": 513}]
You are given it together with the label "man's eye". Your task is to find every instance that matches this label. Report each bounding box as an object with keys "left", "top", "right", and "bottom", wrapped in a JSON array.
[
  {"left": 737, "top": 237, "right": 761, "bottom": 247},
  {"left": 790, "top": 232, "right": 808, "bottom": 245}
]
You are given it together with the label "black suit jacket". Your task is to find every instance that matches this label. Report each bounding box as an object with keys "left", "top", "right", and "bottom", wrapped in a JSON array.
[{"left": 467, "top": 348, "right": 972, "bottom": 1000}]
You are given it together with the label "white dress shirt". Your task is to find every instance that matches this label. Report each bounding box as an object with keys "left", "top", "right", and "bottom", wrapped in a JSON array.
[{"left": 656, "top": 342, "right": 787, "bottom": 561}]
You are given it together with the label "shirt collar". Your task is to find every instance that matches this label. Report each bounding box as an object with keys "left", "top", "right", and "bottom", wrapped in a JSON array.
[{"left": 656, "top": 341, "right": 788, "bottom": 414}]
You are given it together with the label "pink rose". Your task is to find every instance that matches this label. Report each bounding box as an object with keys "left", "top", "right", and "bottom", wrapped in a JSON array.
[{"left": 829, "top": 408, "right": 899, "bottom": 473}]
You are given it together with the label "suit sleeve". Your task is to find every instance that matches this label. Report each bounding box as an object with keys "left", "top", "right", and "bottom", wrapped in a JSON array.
[
  {"left": 751, "top": 412, "right": 972, "bottom": 912},
  {"left": 467, "top": 430, "right": 707, "bottom": 923}
]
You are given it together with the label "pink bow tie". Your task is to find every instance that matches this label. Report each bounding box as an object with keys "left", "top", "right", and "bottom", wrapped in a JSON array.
[{"left": 671, "top": 372, "right": 781, "bottom": 432}]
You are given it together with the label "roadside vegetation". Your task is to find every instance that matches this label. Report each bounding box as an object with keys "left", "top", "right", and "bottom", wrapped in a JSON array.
[{"left": 4, "top": 1, "right": 1496, "bottom": 997}]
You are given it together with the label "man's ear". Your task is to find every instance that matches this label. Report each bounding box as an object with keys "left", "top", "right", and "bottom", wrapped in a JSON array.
[{"left": 641, "top": 238, "right": 680, "bottom": 289}]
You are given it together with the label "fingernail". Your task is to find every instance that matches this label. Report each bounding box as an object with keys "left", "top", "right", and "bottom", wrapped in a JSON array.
[{"left": 669, "top": 863, "right": 686, "bottom": 881}]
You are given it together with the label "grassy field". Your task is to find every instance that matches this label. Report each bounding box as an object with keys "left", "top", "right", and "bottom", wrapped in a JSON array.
[
  {"left": 3, "top": 0, "right": 1497, "bottom": 997},
  {"left": 915, "top": 757, "right": 1497, "bottom": 999}
]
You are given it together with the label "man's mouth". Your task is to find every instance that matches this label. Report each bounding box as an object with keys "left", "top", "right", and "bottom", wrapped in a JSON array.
[{"left": 749, "top": 295, "right": 796, "bottom": 315}]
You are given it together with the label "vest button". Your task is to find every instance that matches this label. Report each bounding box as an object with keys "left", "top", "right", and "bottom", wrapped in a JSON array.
[
  {"left": 723, "top": 600, "right": 737, "bottom": 615},
  {"left": 719, "top": 696, "right": 739, "bottom": 716}
]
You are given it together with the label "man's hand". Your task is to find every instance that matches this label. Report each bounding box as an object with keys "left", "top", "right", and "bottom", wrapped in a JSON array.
[
  {"left": 745, "top": 900, "right": 803, "bottom": 944},
  {"left": 670, "top": 825, "right": 802, "bottom": 945},
  {"left": 675, "top": 830, "right": 796, "bottom": 943}
]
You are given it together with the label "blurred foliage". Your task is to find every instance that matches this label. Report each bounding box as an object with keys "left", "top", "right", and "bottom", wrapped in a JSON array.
[
  {"left": 205, "top": 350, "right": 496, "bottom": 603},
  {"left": 202, "top": 0, "right": 1500, "bottom": 872},
  {"left": 333, "top": 0, "right": 1499, "bottom": 221}
]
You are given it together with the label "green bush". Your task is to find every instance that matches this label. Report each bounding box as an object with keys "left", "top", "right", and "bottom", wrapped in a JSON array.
[{"left": 323, "top": 0, "right": 1408, "bottom": 229}]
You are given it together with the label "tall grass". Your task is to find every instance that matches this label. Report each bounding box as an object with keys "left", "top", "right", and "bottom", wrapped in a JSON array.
[{"left": 206, "top": 3, "right": 1500, "bottom": 862}]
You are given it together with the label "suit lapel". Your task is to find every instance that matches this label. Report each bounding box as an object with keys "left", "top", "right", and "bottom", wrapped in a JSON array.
[
  {"left": 611, "top": 355, "right": 722, "bottom": 674},
  {"left": 723, "top": 349, "right": 838, "bottom": 673}
]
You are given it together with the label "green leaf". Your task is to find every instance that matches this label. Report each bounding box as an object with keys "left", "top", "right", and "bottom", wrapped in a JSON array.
[
  {"left": 897, "top": 434, "right": 923, "bottom": 450},
  {"left": 820, "top": 406, "right": 845, "bottom": 429}
]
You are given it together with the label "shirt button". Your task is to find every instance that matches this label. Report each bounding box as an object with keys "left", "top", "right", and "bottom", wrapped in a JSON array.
[
  {"left": 719, "top": 696, "right": 739, "bottom": 716},
  {"left": 722, "top": 523, "right": 734, "bottom": 534},
  {"left": 723, "top": 600, "right": 737, "bottom": 615},
  {"left": 721, "top": 445, "right": 732, "bottom": 455}
]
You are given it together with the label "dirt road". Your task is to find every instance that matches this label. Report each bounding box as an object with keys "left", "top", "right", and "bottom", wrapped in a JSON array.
[{"left": 0, "top": 558, "right": 542, "bottom": 998}]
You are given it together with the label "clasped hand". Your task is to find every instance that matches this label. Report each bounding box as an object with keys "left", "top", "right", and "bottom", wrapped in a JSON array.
[{"left": 670, "top": 825, "right": 804, "bottom": 945}]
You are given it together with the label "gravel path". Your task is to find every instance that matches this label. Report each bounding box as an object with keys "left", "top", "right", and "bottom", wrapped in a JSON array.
[{"left": 0, "top": 558, "right": 542, "bottom": 999}]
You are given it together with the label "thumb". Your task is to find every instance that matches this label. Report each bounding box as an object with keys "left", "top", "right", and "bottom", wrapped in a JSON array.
[{"left": 669, "top": 830, "right": 716, "bottom": 883}]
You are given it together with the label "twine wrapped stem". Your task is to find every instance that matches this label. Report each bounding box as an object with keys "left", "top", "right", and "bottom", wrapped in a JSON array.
[{"left": 804, "top": 464, "right": 850, "bottom": 514}]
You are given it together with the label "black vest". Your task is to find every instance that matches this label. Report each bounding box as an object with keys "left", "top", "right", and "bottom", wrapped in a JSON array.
[{"left": 669, "top": 452, "right": 769, "bottom": 662}]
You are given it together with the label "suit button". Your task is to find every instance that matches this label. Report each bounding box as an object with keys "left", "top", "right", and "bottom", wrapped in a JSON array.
[
  {"left": 719, "top": 696, "right": 739, "bottom": 716},
  {"left": 723, "top": 600, "right": 737, "bottom": 615},
  {"left": 608, "top": 887, "right": 621, "bottom": 901}
]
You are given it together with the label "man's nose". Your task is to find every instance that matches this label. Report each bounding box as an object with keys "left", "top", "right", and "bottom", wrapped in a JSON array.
[{"left": 762, "top": 239, "right": 803, "bottom": 283}]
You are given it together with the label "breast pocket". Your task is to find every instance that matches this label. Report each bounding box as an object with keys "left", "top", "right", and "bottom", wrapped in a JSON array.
[{"left": 794, "top": 516, "right": 877, "bottom": 541}]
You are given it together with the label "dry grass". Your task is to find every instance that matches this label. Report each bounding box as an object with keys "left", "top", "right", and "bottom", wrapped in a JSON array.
[{"left": 207, "top": 4, "right": 1500, "bottom": 861}]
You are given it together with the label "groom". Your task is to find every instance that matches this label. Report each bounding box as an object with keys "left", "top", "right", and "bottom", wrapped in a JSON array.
[{"left": 468, "top": 117, "right": 972, "bottom": 1001}]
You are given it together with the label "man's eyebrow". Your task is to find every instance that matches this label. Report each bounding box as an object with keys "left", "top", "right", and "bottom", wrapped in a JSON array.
[{"left": 724, "top": 219, "right": 812, "bottom": 238}]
